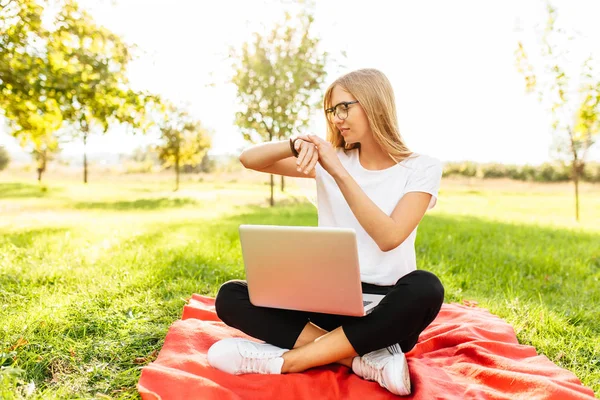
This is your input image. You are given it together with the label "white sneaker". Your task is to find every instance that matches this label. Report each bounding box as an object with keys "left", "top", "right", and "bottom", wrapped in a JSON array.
[
  {"left": 207, "top": 338, "right": 288, "bottom": 375},
  {"left": 352, "top": 345, "right": 411, "bottom": 396}
]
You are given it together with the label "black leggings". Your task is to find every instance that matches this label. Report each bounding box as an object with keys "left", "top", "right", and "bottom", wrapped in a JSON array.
[{"left": 214, "top": 270, "right": 444, "bottom": 356}]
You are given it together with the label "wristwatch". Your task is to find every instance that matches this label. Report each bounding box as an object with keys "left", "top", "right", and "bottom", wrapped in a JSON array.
[{"left": 289, "top": 137, "right": 301, "bottom": 158}]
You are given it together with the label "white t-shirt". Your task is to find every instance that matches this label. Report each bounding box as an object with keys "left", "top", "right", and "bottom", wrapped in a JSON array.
[{"left": 315, "top": 148, "right": 442, "bottom": 286}]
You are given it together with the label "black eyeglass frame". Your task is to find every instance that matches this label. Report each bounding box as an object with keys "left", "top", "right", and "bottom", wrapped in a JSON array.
[{"left": 325, "top": 100, "right": 359, "bottom": 121}]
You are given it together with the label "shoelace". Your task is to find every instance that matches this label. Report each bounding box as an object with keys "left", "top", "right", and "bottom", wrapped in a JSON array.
[
  {"left": 387, "top": 343, "right": 402, "bottom": 354},
  {"left": 360, "top": 354, "right": 387, "bottom": 388},
  {"left": 239, "top": 348, "right": 279, "bottom": 374}
]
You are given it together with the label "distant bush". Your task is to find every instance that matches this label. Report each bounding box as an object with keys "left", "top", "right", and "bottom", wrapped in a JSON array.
[
  {"left": 443, "top": 161, "right": 597, "bottom": 183},
  {"left": 181, "top": 153, "right": 217, "bottom": 173},
  {"left": 123, "top": 161, "right": 155, "bottom": 174},
  {"left": 535, "top": 162, "right": 570, "bottom": 182},
  {"left": 119, "top": 146, "right": 159, "bottom": 174},
  {"left": 0, "top": 146, "right": 10, "bottom": 171},
  {"left": 583, "top": 162, "right": 600, "bottom": 183},
  {"left": 481, "top": 163, "right": 507, "bottom": 179},
  {"left": 442, "top": 161, "right": 478, "bottom": 178},
  {"left": 118, "top": 152, "right": 241, "bottom": 175}
]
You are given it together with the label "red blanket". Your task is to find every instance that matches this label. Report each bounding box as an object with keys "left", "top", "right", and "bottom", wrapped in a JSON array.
[{"left": 137, "top": 295, "right": 595, "bottom": 399}]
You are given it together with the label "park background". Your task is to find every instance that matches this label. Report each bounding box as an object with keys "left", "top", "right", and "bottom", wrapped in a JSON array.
[{"left": 1, "top": 0, "right": 599, "bottom": 398}]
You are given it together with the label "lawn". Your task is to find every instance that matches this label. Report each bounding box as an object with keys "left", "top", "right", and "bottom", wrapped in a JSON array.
[{"left": 1, "top": 172, "right": 599, "bottom": 398}]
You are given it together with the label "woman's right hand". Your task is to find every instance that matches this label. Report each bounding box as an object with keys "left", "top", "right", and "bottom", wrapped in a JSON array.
[{"left": 294, "top": 135, "right": 319, "bottom": 175}]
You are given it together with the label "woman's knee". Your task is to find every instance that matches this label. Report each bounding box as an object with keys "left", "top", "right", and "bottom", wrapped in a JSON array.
[
  {"left": 394, "top": 272, "right": 445, "bottom": 352},
  {"left": 214, "top": 280, "right": 248, "bottom": 321},
  {"left": 411, "top": 270, "right": 445, "bottom": 307}
]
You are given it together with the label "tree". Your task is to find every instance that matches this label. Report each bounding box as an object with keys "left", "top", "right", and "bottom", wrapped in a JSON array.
[
  {"left": 0, "top": 145, "right": 10, "bottom": 171},
  {"left": 48, "top": 0, "right": 152, "bottom": 184},
  {"left": 197, "top": 153, "right": 215, "bottom": 173},
  {"left": 1, "top": 48, "right": 64, "bottom": 182},
  {"left": 231, "top": 8, "right": 328, "bottom": 206},
  {"left": 0, "top": 0, "right": 153, "bottom": 183},
  {"left": 8, "top": 102, "right": 62, "bottom": 181},
  {"left": 515, "top": 3, "right": 600, "bottom": 221},
  {"left": 0, "top": 0, "right": 62, "bottom": 182},
  {"left": 153, "top": 103, "right": 212, "bottom": 191},
  {"left": 0, "top": 0, "right": 44, "bottom": 95},
  {"left": 1, "top": 87, "right": 64, "bottom": 182}
]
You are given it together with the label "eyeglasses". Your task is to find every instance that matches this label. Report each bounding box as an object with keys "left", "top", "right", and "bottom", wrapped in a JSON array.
[{"left": 325, "top": 100, "right": 359, "bottom": 121}]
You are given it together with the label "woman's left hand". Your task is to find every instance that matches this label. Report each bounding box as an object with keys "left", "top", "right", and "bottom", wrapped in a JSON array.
[{"left": 306, "top": 134, "right": 346, "bottom": 178}]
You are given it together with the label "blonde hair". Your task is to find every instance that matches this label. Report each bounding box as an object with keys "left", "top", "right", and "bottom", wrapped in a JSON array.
[{"left": 323, "top": 68, "right": 414, "bottom": 163}]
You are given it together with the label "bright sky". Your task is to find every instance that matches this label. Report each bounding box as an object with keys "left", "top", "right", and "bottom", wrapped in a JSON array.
[{"left": 2, "top": 0, "right": 599, "bottom": 165}]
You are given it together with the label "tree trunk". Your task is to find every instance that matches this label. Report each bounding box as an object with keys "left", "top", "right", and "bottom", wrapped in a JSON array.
[
  {"left": 269, "top": 131, "right": 274, "bottom": 206},
  {"left": 280, "top": 133, "right": 285, "bottom": 192},
  {"left": 574, "top": 171, "right": 580, "bottom": 222},
  {"left": 83, "top": 131, "right": 88, "bottom": 184},
  {"left": 567, "top": 129, "right": 582, "bottom": 222},
  {"left": 175, "top": 154, "right": 180, "bottom": 192},
  {"left": 36, "top": 149, "right": 45, "bottom": 183},
  {"left": 270, "top": 174, "right": 274, "bottom": 206}
]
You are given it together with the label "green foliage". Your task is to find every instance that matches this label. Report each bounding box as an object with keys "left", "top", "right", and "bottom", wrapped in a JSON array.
[
  {"left": 0, "top": 0, "right": 156, "bottom": 183},
  {"left": 0, "top": 145, "right": 9, "bottom": 171},
  {"left": 48, "top": 0, "right": 155, "bottom": 183},
  {"left": 122, "top": 160, "right": 155, "bottom": 174},
  {"left": 180, "top": 153, "right": 216, "bottom": 174},
  {"left": 442, "top": 161, "right": 478, "bottom": 178},
  {"left": 231, "top": 9, "right": 328, "bottom": 144},
  {"left": 443, "top": 161, "right": 600, "bottom": 183},
  {"left": 535, "top": 162, "right": 570, "bottom": 182},
  {"left": 512, "top": 164, "right": 537, "bottom": 181},
  {"left": 0, "top": 0, "right": 63, "bottom": 182},
  {"left": 480, "top": 163, "right": 506, "bottom": 179},
  {"left": 153, "top": 103, "right": 212, "bottom": 190},
  {"left": 119, "top": 145, "right": 159, "bottom": 174},
  {"left": 515, "top": 3, "right": 600, "bottom": 220},
  {"left": 583, "top": 162, "right": 600, "bottom": 183},
  {"left": 230, "top": 7, "right": 328, "bottom": 205},
  {"left": 0, "top": 0, "right": 45, "bottom": 110},
  {"left": 197, "top": 153, "right": 216, "bottom": 173},
  {"left": 49, "top": 1, "right": 154, "bottom": 132}
]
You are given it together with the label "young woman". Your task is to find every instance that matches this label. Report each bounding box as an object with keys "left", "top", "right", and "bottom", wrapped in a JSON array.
[{"left": 207, "top": 69, "right": 444, "bottom": 396}]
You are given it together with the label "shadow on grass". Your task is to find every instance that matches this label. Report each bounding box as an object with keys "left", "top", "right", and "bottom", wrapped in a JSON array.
[
  {"left": 110, "top": 201, "right": 318, "bottom": 298},
  {"left": 416, "top": 213, "right": 600, "bottom": 326},
  {"left": 0, "top": 182, "right": 62, "bottom": 199},
  {"left": 74, "top": 197, "right": 200, "bottom": 211},
  {"left": 1, "top": 226, "right": 69, "bottom": 248},
  {"left": 127, "top": 201, "right": 599, "bottom": 308},
  {"left": 164, "top": 205, "right": 600, "bottom": 326}
]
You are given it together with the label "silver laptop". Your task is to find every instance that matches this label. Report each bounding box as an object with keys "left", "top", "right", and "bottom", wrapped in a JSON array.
[{"left": 238, "top": 224, "right": 384, "bottom": 316}]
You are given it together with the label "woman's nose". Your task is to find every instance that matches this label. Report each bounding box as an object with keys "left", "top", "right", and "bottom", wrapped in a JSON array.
[{"left": 332, "top": 114, "right": 344, "bottom": 125}]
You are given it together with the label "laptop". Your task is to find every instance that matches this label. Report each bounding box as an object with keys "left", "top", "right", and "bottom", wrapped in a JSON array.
[{"left": 238, "top": 224, "right": 384, "bottom": 316}]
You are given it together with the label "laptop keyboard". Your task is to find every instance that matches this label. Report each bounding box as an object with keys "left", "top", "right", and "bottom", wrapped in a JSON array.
[{"left": 363, "top": 300, "right": 373, "bottom": 307}]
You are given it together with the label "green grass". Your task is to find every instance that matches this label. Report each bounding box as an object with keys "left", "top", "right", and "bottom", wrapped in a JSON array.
[{"left": 0, "top": 177, "right": 599, "bottom": 398}]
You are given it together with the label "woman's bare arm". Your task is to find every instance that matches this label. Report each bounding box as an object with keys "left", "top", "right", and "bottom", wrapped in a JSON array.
[{"left": 239, "top": 138, "right": 317, "bottom": 179}]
